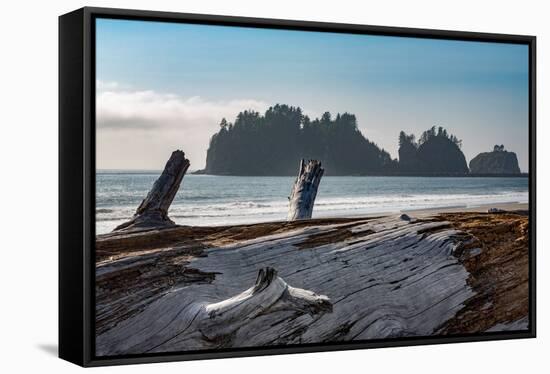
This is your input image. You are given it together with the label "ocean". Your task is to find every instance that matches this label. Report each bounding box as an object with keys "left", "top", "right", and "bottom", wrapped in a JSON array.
[{"left": 95, "top": 172, "right": 529, "bottom": 234}]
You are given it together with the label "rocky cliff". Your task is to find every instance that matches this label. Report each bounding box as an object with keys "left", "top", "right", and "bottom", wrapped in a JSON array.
[
  {"left": 469, "top": 145, "right": 521, "bottom": 174},
  {"left": 398, "top": 126, "right": 469, "bottom": 174}
]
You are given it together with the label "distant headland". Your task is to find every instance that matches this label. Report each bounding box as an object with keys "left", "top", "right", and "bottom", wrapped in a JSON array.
[{"left": 195, "top": 104, "right": 525, "bottom": 177}]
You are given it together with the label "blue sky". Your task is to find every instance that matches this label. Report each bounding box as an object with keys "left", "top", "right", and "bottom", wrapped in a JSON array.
[{"left": 96, "top": 18, "right": 529, "bottom": 171}]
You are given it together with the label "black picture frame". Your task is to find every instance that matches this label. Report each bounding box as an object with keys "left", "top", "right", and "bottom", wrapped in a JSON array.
[{"left": 59, "top": 6, "right": 537, "bottom": 367}]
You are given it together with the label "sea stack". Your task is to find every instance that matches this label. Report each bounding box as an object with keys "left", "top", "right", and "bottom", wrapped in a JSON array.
[{"left": 469, "top": 145, "right": 521, "bottom": 174}]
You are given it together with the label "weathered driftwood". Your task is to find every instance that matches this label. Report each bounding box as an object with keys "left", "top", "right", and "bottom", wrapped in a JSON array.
[
  {"left": 114, "top": 150, "right": 190, "bottom": 231},
  {"left": 95, "top": 212, "right": 528, "bottom": 355},
  {"left": 288, "top": 159, "right": 324, "bottom": 221}
]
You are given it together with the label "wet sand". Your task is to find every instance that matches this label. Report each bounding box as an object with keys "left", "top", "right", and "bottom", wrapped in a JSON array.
[{"left": 404, "top": 201, "right": 528, "bottom": 215}]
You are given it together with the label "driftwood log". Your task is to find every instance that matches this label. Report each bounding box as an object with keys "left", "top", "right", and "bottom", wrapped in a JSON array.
[
  {"left": 95, "top": 212, "right": 528, "bottom": 355},
  {"left": 114, "top": 150, "right": 190, "bottom": 231},
  {"left": 288, "top": 159, "right": 324, "bottom": 221}
]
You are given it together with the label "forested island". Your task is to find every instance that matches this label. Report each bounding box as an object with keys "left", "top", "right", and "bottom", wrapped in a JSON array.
[
  {"left": 200, "top": 105, "right": 395, "bottom": 175},
  {"left": 397, "top": 128, "right": 468, "bottom": 174},
  {"left": 197, "top": 104, "right": 523, "bottom": 176}
]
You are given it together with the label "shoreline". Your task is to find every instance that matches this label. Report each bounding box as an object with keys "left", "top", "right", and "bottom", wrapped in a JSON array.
[
  {"left": 396, "top": 201, "right": 527, "bottom": 215},
  {"left": 96, "top": 201, "right": 528, "bottom": 235},
  {"left": 96, "top": 171, "right": 529, "bottom": 234},
  {"left": 300, "top": 201, "right": 528, "bottom": 225}
]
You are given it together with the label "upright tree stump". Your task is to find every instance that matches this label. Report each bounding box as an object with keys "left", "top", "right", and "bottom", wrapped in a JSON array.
[
  {"left": 114, "top": 150, "right": 190, "bottom": 231},
  {"left": 287, "top": 159, "right": 324, "bottom": 221}
]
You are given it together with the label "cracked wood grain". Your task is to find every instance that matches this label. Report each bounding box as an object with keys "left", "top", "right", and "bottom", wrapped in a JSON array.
[{"left": 94, "top": 213, "right": 529, "bottom": 355}]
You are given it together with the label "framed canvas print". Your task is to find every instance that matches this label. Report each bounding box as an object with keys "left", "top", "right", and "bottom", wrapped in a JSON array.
[{"left": 59, "top": 7, "right": 536, "bottom": 367}]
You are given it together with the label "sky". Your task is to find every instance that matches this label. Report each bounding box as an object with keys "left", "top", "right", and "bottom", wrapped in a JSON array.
[{"left": 96, "top": 18, "right": 530, "bottom": 172}]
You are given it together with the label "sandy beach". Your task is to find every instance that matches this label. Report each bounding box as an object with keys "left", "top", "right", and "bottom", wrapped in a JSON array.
[{"left": 404, "top": 201, "right": 528, "bottom": 215}]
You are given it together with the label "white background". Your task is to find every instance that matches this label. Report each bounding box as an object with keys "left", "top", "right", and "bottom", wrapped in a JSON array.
[{"left": 0, "top": 0, "right": 546, "bottom": 372}]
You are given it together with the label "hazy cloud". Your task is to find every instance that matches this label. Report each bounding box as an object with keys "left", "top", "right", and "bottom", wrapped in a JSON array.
[
  {"left": 96, "top": 82, "right": 269, "bottom": 170},
  {"left": 97, "top": 89, "right": 268, "bottom": 131}
]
